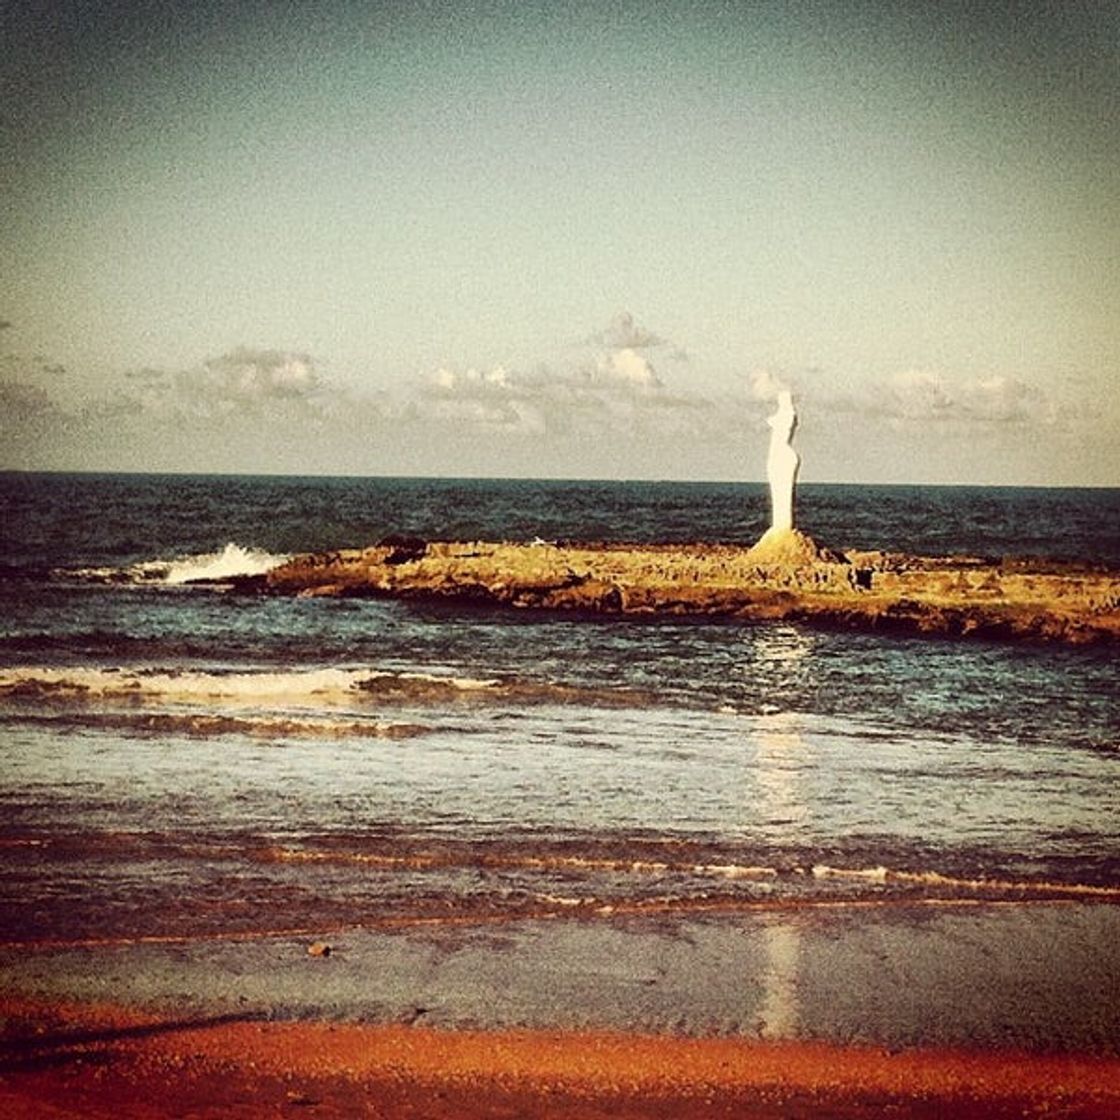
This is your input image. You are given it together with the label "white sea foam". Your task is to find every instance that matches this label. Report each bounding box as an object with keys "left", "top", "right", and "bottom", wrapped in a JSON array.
[
  {"left": 532, "top": 893, "right": 587, "bottom": 907},
  {"left": 160, "top": 543, "right": 286, "bottom": 584},
  {"left": 67, "top": 543, "right": 288, "bottom": 585},
  {"left": 812, "top": 864, "right": 890, "bottom": 882},
  {"left": 0, "top": 665, "right": 500, "bottom": 708},
  {"left": 696, "top": 863, "right": 779, "bottom": 879}
]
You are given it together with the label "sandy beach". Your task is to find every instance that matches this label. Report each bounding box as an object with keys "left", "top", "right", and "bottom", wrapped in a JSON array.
[
  {"left": 3, "top": 902, "right": 1120, "bottom": 1117},
  {"left": 4, "top": 996, "right": 1120, "bottom": 1118}
]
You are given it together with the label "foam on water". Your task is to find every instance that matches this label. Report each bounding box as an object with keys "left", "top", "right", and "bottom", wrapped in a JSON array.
[
  {"left": 0, "top": 664, "right": 665, "bottom": 714},
  {"left": 0, "top": 665, "right": 500, "bottom": 707},
  {"left": 161, "top": 542, "right": 286, "bottom": 584},
  {"left": 8, "top": 710, "right": 431, "bottom": 741},
  {"left": 66, "top": 542, "right": 288, "bottom": 585}
]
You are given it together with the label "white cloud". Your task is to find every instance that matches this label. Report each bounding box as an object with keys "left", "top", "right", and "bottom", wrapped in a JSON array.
[
  {"left": 191, "top": 347, "right": 321, "bottom": 405},
  {"left": 961, "top": 375, "right": 1049, "bottom": 423},
  {"left": 4, "top": 317, "right": 1106, "bottom": 483},
  {"left": 596, "top": 347, "right": 662, "bottom": 388},
  {"left": 879, "top": 370, "right": 1051, "bottom": 426},
  {"left": 417, "top": 360, "right": 659, "bottom": 434},
  {"left": 885, "top": 370, "right": 955, "bottom": 420},
  {"left": 429, "top": 365, "right": 510, "bottom": 392},
  {"left": 0, "top": 379, "right": 57, "bottom": 426},
  {"left": 408, "top": 314, "right": 693, "bottom": 438},
  {"left": 106, "top": 348, "right": 328, "bottom": 421}
]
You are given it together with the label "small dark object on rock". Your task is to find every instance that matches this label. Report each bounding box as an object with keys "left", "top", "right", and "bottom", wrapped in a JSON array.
[
  {"left": 307, "top": 941, "right": 332, "bottom": 958},
  {"left": 378, "top": 534, "right": 428, "bottom": 564}
]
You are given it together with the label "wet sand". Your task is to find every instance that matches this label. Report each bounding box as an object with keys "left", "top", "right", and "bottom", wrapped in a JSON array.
[
  {"left": 3, "top": 904, "right": 1119, "bottom": 1117},
  {"left": 3, "top": 997, "right": 1120, "bottom": 1118}
]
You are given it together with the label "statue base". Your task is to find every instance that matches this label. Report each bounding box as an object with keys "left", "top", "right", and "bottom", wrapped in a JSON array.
[{"left": 747, "top": 527, "right": 839, "bottom": 566}]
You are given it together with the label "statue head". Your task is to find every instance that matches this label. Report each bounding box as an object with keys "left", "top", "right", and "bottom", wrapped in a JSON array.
[{"left": 768, "top": 390, "right": 797, "bottom": 439}]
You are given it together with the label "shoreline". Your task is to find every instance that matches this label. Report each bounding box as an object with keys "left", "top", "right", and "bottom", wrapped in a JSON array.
[{"left": 257, "top": 537, "right": 1120, "bottom": 644}]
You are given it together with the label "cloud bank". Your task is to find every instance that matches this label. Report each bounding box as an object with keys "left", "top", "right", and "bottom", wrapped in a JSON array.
[
  {"left": 876, "top": 371, "right": 1053, "bottom": 426},
  {"left": 0, "top": 312, "right": 1109, "bottom": 485},
  {"left": 122, "top": 348, "right": 323, "bottom": 418}
]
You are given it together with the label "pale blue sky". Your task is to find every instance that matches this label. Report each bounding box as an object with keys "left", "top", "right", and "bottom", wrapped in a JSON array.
[{"left": 2, "top": 1, "right": 1117, "bottom": 483}]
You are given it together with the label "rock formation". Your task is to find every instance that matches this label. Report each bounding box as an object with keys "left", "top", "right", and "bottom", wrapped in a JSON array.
[{"left": 254, "top": 540, "right": 1120, "bottom": 645}]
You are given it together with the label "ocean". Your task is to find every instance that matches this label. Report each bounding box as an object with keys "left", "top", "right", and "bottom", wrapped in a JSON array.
[{"left": 1, "top": 472, "right": 1118, "bottom": 1038}]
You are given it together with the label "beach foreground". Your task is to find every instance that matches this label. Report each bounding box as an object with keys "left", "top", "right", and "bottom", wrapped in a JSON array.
[
  {"left": 3, "top": 998, "right": 1120, "bottom": 1119},
  {"left": 3, "top": 904, "right": 1120, "bottom": 1117},
  {"left": 261, "top": 537, "right": 1120, "bottom": 644},
  {"left": 3, "top": 478, "right": 1118, "bottom": 1116}
]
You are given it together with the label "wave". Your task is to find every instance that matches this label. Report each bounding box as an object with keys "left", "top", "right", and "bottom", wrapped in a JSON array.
[
  {"left": 63, "top": 543, "right": 287, "bottom": 586},
  {"left": 812, "top": 864, "right": 1120, "bottom": 899},
  {"left": 250, "top": 845, "right": 1120, "bottom": 900},
  {"left": 252, "top": 845, "right": 783, "bottom": 880},
  {"left": 9, "top": 710, "right": 430, "bottom": 740},
  {"left": 8, "top": 828, "right": 1116, "bottom": 910},
  {"left": 0, "top": 665, "right": 498, "bottom": 708},
  {"left": 0, "top": 664, "right": 656, "bottom": 713},
  {"left": 231, "top": 852, "right": 1120, "bottom": 905}
]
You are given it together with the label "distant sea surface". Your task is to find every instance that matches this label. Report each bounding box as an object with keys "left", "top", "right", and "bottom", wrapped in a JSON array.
[
  {"left": 3, "top": 473, "right": 1119, "bottom": 568},
  {"left": 1, "top": 473, "right": 1118, "bottom": 958}
]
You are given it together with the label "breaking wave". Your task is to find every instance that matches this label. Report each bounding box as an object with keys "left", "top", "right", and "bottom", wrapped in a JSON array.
[
  {"left": 0, "top": 665, "right": 654, "bottom": 711},
  {"left": 247, "top": 843, "right": 1120, "bottom": 901},
  {"left": 0, "top": 665, "right": 499, "bottom": 707},
  {"left": 8, "top": 828, "right": 1117, "bottom": 923},
  {"left": 64, "top": 543, "right": 287, "bottom": 586},
  {"left": 9, "top": 710, "right": 430, "bottom": 741}
]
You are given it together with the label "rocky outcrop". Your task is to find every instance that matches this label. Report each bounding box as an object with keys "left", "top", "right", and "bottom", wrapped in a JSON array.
[{"left": 261, "top": 539, "right": 1120, "bottom": 645}]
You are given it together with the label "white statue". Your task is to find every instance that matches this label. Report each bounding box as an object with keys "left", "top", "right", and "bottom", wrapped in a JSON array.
[{"left": 766, "top": 390, "right": 800, "bottom": 532}]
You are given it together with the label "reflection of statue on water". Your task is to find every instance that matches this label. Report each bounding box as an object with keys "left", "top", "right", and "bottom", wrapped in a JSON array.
[
  {"left": 750, "top": 710, "right": 807, "bottom": 1039},
  {"left": 767, "top": 390, "right": 800, "bottom": 533},
  {"left": 759, "top": 921, "right": 799, "bottom": 1039}
]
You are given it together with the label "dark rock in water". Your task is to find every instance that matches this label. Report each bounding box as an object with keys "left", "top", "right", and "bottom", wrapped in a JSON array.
[{"left": 224, "top": 573, "right": 269, "bottom": 594}]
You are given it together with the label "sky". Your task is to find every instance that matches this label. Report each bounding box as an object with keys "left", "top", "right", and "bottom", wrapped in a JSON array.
[{"left": 2, "top": 0, "right": 1118, "bottom": 485}]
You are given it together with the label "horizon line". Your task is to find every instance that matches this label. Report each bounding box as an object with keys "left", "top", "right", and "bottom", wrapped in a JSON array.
[{"left": 1, "top": 468, "right": 1117, "bottom": 492}]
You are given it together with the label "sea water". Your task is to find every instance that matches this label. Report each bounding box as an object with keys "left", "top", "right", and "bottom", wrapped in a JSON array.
[{"left": 0, "top": 472, "right": 1118, "bottom": 946}]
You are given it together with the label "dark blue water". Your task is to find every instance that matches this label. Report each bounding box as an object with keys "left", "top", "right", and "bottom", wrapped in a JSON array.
[
  {"left": 3, "top": 472, "right": 1118, "bottom": 568},
  {"left": 0, "top": 472, "right": 1117, "bottom": 948}
]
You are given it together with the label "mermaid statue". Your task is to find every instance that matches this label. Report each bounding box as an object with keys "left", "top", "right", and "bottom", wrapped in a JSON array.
[{"left": 766, "top": 390, "right": 800, "bottom": 533}]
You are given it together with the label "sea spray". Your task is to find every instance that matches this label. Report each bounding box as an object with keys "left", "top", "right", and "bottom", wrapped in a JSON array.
[{"left": 65, "top": 542, "right": 288, "bottom": 585}]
